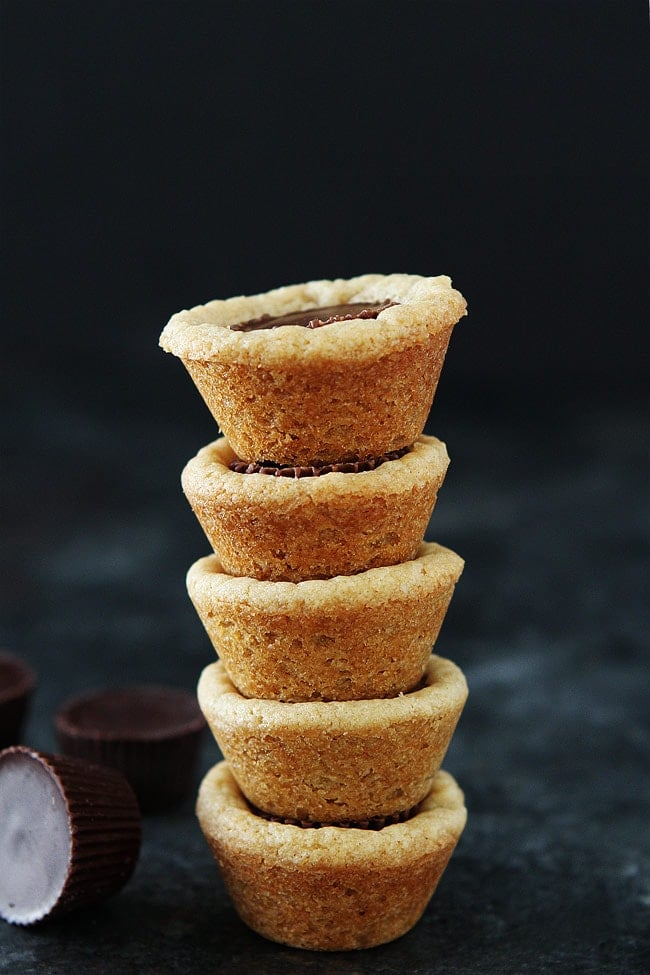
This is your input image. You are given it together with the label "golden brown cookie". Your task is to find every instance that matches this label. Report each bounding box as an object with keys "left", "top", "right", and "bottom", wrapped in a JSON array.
[
  {"left": 181, "top": 434, "right": 450, "bottom": 582},
  {"left": 160, "top": 273, "right": 467, "bottom": 465},
  {"left": 196, "top": 760, "right": 467, "bottom": 950},
  {"left": 197, "top": 655, "right": 468, "bottom": 823},
  {"left": 187, "top": 542, "right": 464, "bottom": 701}
]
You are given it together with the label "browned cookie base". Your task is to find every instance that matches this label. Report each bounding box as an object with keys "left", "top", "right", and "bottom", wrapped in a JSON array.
[{"left": 196, "top": 761, "right": 467, "bottom": 951}]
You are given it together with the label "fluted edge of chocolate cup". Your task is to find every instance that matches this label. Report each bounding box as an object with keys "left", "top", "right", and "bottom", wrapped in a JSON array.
[
  {"left": 56, "top": 732, "right": 205, "bottom": 812},
  {"left": 55, "top": 686, "right": 206, "bottom": 812}
]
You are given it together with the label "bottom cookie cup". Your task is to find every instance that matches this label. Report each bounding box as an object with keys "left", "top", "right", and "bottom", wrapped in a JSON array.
[
  {"left": 196, "top": 761, "right": 467, "bottom": 951},
  {"left": 197, "top": 655, "right": 468, "bottom": 823}
]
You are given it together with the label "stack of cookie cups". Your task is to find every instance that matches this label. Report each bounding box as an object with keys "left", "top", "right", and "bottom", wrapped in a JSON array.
[{"left": 160, "top": 273, "right": 468, "bottom": 950}]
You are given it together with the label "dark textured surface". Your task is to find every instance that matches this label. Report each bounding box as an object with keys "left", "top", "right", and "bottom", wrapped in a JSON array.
[{"left": 1, "top": 371, "right": 648, "bottom": 974}]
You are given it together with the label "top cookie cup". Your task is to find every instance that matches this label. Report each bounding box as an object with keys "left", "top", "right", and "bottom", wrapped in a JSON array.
[{"left": 159, "top": 273, "right": 467, "bottom": 465}]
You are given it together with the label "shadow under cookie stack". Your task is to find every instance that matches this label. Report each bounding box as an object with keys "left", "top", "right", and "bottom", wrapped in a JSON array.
[{"left": 159, "top": 273, "right": 469, "bottom": 951}]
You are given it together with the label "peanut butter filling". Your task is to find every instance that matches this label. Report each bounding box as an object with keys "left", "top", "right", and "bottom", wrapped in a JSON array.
[
  {"left": 229, "top": 445, "right": 411, "bottom": 477},
  {"left": 229, "top": 301, "right": 397, "bottom": 332}
]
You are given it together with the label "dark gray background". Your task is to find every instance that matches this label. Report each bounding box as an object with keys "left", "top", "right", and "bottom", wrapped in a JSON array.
[
  {"left": 2, "top": 0, "right": 647, "bottom": 390},
  {"left": 1, "top": 2, "right": 648, "bottom": 973}
]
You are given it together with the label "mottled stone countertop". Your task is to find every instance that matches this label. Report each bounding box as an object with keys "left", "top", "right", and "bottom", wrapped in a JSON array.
[{"left": 1, "top": 373, "right": 648, "bottom": 975}]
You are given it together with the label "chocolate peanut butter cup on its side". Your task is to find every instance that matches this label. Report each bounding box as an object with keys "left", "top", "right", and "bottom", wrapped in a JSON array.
[
  {"left": 56, "top": 686, "right": 206, "bottom": 812},
  {"left": 196, "top": 761, "right": 467, "bottom": 951},
  {"left": 0, "top": 746, "right": 141, "bottom": 925},
  {"left": 160, "top": 273, "right": 467, "bottom": 466},
  {"left": 0, "top": 651, "right": 36, "bottom": 749}
]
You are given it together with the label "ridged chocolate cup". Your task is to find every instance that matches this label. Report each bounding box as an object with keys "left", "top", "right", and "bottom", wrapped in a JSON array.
[
  {"left": 55, "top": 686, "right": 206, "bottom": 813},
  {"left": 0, "top": 746, "right": 141, "bottom": 925},
  {"left": 0, "top": 651, "right": 36, "bottom": 749}
]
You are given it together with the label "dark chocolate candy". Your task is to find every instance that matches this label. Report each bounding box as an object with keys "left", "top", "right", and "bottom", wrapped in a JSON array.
[
  {"left": 229, "top": 301, "right": 396, "bottom": 332},
  {"left": 229, "top": 445, "right": 411, "bottom": 477},
  {"left": 56, "top": 686, "right": 206, "bottom": 813},
  {"left": 0, "top": 746, "right": 140, "bottom": 925},
  {"left": 250, "top": 802, "right": 421, "bottom": 830},
  {"left": 0, "top": 651, "right": 36, "bottom": 749}
]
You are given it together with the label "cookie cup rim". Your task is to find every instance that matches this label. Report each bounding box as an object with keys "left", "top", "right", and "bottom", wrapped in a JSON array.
[
  {"left": 160, "top": 272, "right": 466, "bottom": 365},
  {"left": 196, "top": 760, "right": 467, "bottom": 868}
]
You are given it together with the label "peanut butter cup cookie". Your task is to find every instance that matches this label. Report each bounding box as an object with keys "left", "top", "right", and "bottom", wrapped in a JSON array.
[
  {"left": 160, "top": 273, "right": 467, "bottom": 465},
  {"left": 182, "top": 434, "right": 450, "bottom": 582},
  {"left": 196, "top": 761, "right": 467, "bottom": 950},
  {"left": 197, "top": 655, "right": 467, "bottom": 823},
  {"left": 187, "top": 542, "right": 464, "bottom": 701}
]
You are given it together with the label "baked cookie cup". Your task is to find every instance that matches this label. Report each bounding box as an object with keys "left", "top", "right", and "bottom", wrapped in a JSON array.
[
  {"left": 160, "top": 273, "right": 467, "bottom": 465},
  {"left": 197, "top": 655, "right": 467, "bottom": 823},
  {"left": 196, "top": 761, "right": 467, "bottom": 951},
  {"left": 187, "top": 542, "right": 464, "bottom": 702},
  {"left": 182, "top": 434, "right": 450, "bottom": 582}
]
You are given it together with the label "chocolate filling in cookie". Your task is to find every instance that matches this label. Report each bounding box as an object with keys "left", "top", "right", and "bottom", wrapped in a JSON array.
[
  {"left": 249, "top": 801, "right": 421, "bottom": 830},
  {"left": 229, "top": 445, "right": 411, "bottom": 477},
  {"left": 230, "top": 301, "right": 397, "bottom": 332}
]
